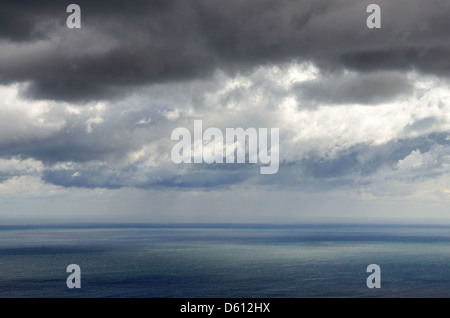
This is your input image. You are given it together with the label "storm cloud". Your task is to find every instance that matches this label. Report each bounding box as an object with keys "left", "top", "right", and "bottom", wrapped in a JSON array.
[{"left": 0, "top": 0, "right": 450, "bottom": 101}]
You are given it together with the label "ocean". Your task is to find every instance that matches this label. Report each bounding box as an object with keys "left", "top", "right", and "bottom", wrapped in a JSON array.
[{"left": 0, "top": 223, "right": 450, "bottom": 298}]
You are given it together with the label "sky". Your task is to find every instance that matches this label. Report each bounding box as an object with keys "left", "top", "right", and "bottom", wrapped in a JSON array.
[{"left": 1, "top": 0, "right": 450, "bottom": 224}]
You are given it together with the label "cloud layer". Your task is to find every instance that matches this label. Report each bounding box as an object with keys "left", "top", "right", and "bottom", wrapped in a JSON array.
[
  {"left": 1, "top": 0, "right": 450, "bottom": 101},
  {"left": 2, "top": 1, "right": 450, "bottom": 222}
]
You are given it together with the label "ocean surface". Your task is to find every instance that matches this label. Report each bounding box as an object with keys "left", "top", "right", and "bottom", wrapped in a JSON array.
[{"left": 1, "top": 223, "right": 450, "bottom": 297}]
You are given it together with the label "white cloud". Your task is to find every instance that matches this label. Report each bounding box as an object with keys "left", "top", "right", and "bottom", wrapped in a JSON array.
[{"left": 135, "top": 117, "right": 151, "bottom": 125}]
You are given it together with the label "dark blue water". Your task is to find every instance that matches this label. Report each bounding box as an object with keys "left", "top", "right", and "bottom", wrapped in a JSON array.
[{"left": 1, "top": 224, "right": 450, "bottom": 297}]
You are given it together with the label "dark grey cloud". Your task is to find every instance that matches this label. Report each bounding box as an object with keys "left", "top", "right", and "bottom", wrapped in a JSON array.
[
  {"left": 0, "top": 0, "right": 60, "bottom": 41},
  {"left": 1, "top": 0, "right": 450, "bottom": 101},
  {"left": 342, "top": 46, "right": 450, "bottom": 76},
  {"left": 0, "top": 0, "right": 171, "bottom": 41},
  {"left": 0, "top": 0, "right": 215, "bottom": 102},
  {"left": 191, "top": 0, "right": 450, "bottom": 76}
]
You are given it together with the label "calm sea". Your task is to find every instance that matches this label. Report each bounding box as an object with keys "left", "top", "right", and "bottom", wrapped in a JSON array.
[{"left": 0, "top": 224, "right": 450, "bottom": 297}]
